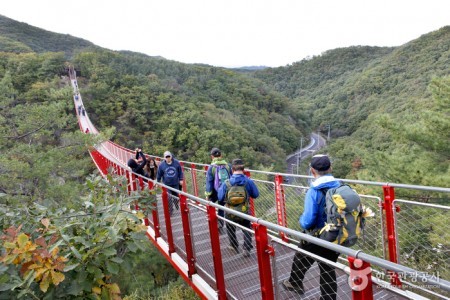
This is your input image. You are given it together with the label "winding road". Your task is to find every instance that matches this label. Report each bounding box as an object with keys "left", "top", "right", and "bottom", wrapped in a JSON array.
[{"left": 285, "top": 133, "right": 326, "bottom": 174}]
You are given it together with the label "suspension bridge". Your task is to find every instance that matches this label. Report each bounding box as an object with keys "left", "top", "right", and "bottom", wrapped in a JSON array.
[{"left": 68, "top": 68, "right": 450, "bottom": 300}]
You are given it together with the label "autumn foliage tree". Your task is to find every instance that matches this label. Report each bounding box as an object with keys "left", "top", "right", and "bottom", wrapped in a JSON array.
[{"left": 0, "top": 174, "right": 154, "bottom": 299}]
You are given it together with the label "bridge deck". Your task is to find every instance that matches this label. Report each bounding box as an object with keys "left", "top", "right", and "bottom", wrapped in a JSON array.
[{"left": 150, "top": 197, "right": 407, "bottom": 300}]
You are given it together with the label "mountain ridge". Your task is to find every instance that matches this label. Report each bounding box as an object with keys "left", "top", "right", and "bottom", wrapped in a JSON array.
[
  {"left": 0, "top": 14, "right": 448, "bottom": 186},
  {"left": 0, "top": 14, "right": 98, "bottom": 56}
]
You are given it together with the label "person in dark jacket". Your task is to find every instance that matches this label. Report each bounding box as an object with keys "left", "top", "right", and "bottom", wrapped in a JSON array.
[
  {"left": 156, "top": 151, "right": 184, "bottom": 215},
  {"left": 143, "top": 157, "right": 158, "bottom": 180},
  {"left": 283, "top": 154, "right": 341, "bottom": 300},
  {"left": 205, "top": 147, "right": 232, "bottom": 231},
  {"left": 127, "top": 148, "right": 147, "bottom": 177},
  {"left": 218, "top": 159, "right": 259, "bottom": 258}
]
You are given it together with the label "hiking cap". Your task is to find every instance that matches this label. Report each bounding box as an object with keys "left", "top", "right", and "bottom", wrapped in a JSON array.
[
  {"left": 232, "top": 158, "right": 244, "bottom": 166},
  {"left": 210, "top": 147, "right": 221, "bottom": 157},
  {"left": 163, "top": 151, "right": 172, "bottom": 158},
  {"left": 310, "top": 154, "right": 331, "bottom": 171}
]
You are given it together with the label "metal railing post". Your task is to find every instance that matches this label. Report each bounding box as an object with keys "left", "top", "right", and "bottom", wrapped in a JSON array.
[
  {"left": 117, "top": 162, "right": 122, "bottom": 176},
  {"left": 253, "top": 223, "right": 275, "bottom": 300},
  {"left": 202, "top": 165, "right": 209, "bottom": 205},
  {"left": 271, "top": 241, "right": 280, "bottom": 299},
  {"left": 207, "top": 205, "right": 226, "bottom": 299},
  {"left": 138, "top": 176, "right": 144, "bottom": 191},
  {"left": 131, "top": 173, "right": 138, "bottom": 209},
  {"left": 191, "top": 163, "right": 199, "bottom": 197},
  {"left": 152, "top": 198, "right": 161, "bottom": 239},
  {"left": 119, "top": 164, "right": 124, "bottom": 177},
  {"left": 348, "top": 256, "right": 374, "bottom": 300},
  {"left": 244, "top": 170, "right": 255, "bottom": 216},
  {"left": 382, "top": 185, "right": 402, "bottom": 287},
  {"left": 274, "top": 174, "right": 288, "bottom": 241},
  {"left": 180, "top": 193, "right": 196, "bottom": 277},
  {"left": 161, "top": 187, "right": 175, "bottom": 254},
  {"left": 132, "top": 173, "right": 137, "bottom": 192},
  {"left": 125, "top": 170, "right": 132, "bottom": 195},
  {"left": 180, "top": 162, "right": 187, "bottom": 192},
  {"left": 143, "top": 180, "right": 156, "bottom": 226}
]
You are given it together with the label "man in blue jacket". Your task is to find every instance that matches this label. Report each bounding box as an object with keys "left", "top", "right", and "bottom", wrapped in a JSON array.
[
  {"left": 157, "top": 151, "right": 184, "bottom": 216},
  {"left": 205, "top": 147, "right": 232, "bottom": 231},
  {"left": 283, "top": 154, "right": 341, "bottom": 300},
  {"left": 218, "top": 159, "right": 259, "bottom": 257}
]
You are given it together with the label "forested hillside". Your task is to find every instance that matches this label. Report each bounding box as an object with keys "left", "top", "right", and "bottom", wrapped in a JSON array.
[
  {"left": 254, "top": 27, "right": 450, "bottom": 189},
  {"left": 72, "top": 49, "right": 309, "bottom": 168},
  {"left": 0, "top": 14, "right": 97, "bottom": 56},
  {"left": 0, "top": 14, "right": 309, "bottom": 170},
  {"left": 0, "top": 51, "right": 195, "bottom": 298}
]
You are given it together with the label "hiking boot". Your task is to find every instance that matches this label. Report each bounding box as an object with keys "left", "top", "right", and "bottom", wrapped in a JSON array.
[
  {"left": 227, "top": 245, "right": 240, "bottom": 253},
  {"left": 243, "top": 249, "right": 251, "bottom": 257},
  {"left": 282, "top": 279, "right": 304, "bottom": 294}
]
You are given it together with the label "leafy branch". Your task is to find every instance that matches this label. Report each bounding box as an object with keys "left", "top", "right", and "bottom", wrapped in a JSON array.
[{"left": 0, "top": 174, "right": 156, "bottom": 299}]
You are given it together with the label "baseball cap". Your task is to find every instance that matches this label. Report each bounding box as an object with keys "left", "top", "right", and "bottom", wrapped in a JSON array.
[
  {"left": 231, "top": 158, "right": 244, "bottom": 166},
  {"left": 210, "top": 147, "right": 221, "bottom": 157},
  {"left": 163, "top": 151, "right": 172, "bottom": 158},
  {"left": 310, "top": 154, "right": 331, "bottom": 171}
]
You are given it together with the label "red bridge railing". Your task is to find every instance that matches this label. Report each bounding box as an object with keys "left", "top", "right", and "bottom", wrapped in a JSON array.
[
  {"left": 69, "top": 69, "right": 450, "bottom": 299},
  {"left": 97, "top": 139, "right": 450, "bottom": 300}
]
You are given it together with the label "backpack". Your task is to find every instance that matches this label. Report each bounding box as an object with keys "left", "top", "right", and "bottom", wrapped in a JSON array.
[
  {"left": 319, "top": 184, "right": 364, "bottom": 247},
  {"left": 213, "top": 164, "right": 231, "bottom": 191},
  {"left": 224, "top": 180, "right": 248, "bottom": 220}
]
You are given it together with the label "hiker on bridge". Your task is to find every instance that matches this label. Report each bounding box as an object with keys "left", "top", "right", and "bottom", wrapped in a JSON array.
[
  {"left": 218, "top": 159, "right": 259, "bottom": 258},
  {"left": 283, "top": 154, "right": 341, "bottom": 299},
  {"left": 157, "top": 151, "right": 184, "bottom": 215},
  {"left": 127, "top": 148, "right": 147, "bottom": 177},
  {"left": 143, "top": 157, "right": 158, "bottom": 181},
  {"left": 205, "top": 147, "right": 232, "bottom": 232}
]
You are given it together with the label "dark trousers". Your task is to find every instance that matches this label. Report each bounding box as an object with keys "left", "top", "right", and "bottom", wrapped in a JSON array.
[
  {"left": 209, "top": 190, "right": 225, "bottom": 227},
  {"left": 288, "top": 241, "right": 340, "bottom": 300},
  {"left": 166, "top": 185, "right": 180, "bottom": 215},
  {"left": 226, "top": 217, "right": 252, "bottom": 251}
]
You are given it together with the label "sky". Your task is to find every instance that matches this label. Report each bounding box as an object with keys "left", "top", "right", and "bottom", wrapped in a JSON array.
[{"left": 2, "top": 0, "right": 449, "bottom": 68}]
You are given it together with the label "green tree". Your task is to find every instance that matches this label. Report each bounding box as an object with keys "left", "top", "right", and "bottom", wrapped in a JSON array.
[{"left": 0, "top": 174, "right": 155, "bottom": 299}]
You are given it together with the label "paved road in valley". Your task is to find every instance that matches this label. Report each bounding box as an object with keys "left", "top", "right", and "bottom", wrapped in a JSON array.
[{"left": 286, "top": 133, "right": 327, "bottom": 174}]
